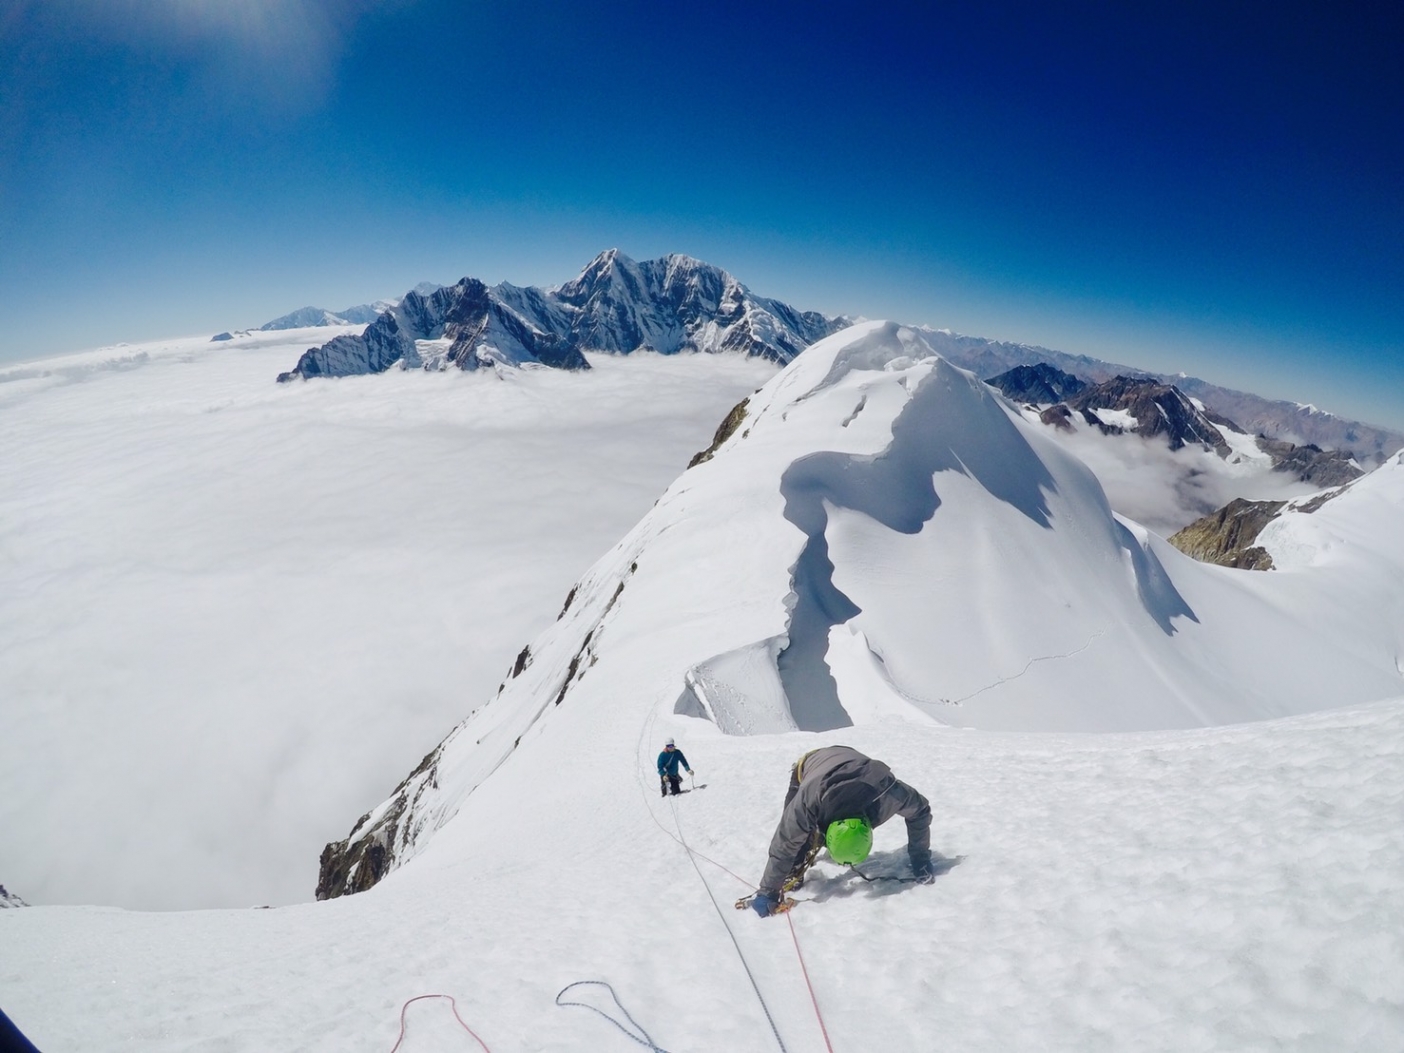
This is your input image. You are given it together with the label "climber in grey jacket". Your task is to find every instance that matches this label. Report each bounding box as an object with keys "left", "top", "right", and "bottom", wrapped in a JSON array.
[{"left": 751, "top": 746, "right": 934, "bottom": 916}]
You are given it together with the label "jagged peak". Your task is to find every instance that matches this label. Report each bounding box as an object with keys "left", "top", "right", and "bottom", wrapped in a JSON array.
[
  {"left": 559, "top": 248, "right": 638, "bottom": 296},
  {"left": 279, "top": 250, "right": 850, "bottom": 379}
]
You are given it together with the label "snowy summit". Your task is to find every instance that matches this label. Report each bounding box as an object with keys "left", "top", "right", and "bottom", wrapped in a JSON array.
[{"left": 275, "top": 250, "right": 849, "bottom": 381}]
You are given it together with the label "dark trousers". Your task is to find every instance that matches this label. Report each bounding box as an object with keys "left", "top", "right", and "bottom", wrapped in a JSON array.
[{"left": 660, "top": 773, "right": 682, "bottom": 796}]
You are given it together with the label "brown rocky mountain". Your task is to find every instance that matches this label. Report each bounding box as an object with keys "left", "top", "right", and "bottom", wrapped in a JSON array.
[{"left": 1168, "top": 487, "right": 1350, "bottom": 570}]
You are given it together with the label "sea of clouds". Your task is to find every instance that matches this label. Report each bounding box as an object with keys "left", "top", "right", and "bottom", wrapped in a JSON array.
[{"left": 0, "top": 332, "right": 774, "bottom": 909}]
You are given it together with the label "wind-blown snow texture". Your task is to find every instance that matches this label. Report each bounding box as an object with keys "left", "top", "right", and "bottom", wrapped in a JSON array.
[
  {"left": 4, "top": 323, "right": 1403, "bottom": 1051},
  {"left": 277, "top": 250, "right": 847, "bottom": 381}
]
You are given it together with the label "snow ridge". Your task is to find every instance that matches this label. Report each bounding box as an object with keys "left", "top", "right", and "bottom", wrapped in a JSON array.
[{"left": 318, "top": 321, "right": 1404, "bottom": 897}]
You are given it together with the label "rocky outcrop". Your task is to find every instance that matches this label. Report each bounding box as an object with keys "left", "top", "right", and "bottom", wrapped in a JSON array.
[
  {"left": 1168, "top": 498, "right": 1287, "bottom": 570},
  {"left": 0, "top": 883, "right": 28, "bottom": 908},
  {"left": 1255, "top": 437, "right": 1363, "bottom": 487},
  {"left": 316, "top": 554, "right": 643, "bottom": 899},
  {"left": 1168, "top": 484, "right": 1353, "bottom": 570},
  {"left": 986, "top": 363, "right": 1087, "bottom": 405},
  {"left": 688, "top": 397, "right": 750, "bottom": 467},
  {"left": 1066, "top": 376, "right": 1231, "bottom": 454},
  {"left": 1007, "top": 364, "right": 1365, "bottom": 484},
  {"left": 316, "top": 746, "right": 442, "bottom": 900},
  {"left": 1039, "top": 404, "right": 1076, "bottom": 432},
  {"left": 278, "top": 251, "right": 849, "bottom": 382}
]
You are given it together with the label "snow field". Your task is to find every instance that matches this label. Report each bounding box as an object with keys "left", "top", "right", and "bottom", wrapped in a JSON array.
[{"left": 4, "top": 694, "right": 1401, "bottom": 1051}]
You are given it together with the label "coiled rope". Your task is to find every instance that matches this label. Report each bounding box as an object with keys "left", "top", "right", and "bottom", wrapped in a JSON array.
[{"left": 554, "top": 980, "right": 673, "bottom": 1052}]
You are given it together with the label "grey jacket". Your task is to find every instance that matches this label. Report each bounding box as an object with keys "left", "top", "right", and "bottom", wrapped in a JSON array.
[{"left": 758, "top": 745, "right": 931, "bottom": 894}]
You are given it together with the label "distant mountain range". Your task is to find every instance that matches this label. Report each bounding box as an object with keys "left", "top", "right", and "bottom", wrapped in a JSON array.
[
  {"left": 268, "top": 249, "right": 1403, "bottom": 464},
  {"left": 921, "top": 330, "right": 1402, "bottom": 466},
  {"left": 258, "top": 283, "right": 445, "bottom": 331},
  {"left": 275, "top": 250, "right": 847, "bottom": 382},
  {"left": 987, "top": 363, "right": 1362, "bottom": 488}
]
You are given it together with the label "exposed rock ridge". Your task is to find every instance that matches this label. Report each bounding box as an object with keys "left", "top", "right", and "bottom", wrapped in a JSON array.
[
  {"left": 1169, "top": 485, "right": 1352, "bottom": 570},
  {"left": 991, "top": 368, "right": 1230, "bottom": 453},
  {"left": 986, "top": 362, "right": 1087, "bottom": 405},
  {"left": 1168, "top": 498, "right": 1287, "bottom": 570},
  {"left": 1253, "top": 437, "right": 1362, "bottom": 488},
  {"left": 278, "top": 250, "right": 849, "bottom": 382},
  {"left": 688, "top": 397, "right": 750, "bottom": 467},
  {"left": 315, "top": 551, "right": 646, "bottom": 899},
  {"left": 0, "top": 883, "right": 28, "bottom": 908},
  {"left": 1066, "top": 376, "right": 1231, "bottom": 453},
  {"left": 996, "top": 366, "right": 1365, "bottom": 487}
]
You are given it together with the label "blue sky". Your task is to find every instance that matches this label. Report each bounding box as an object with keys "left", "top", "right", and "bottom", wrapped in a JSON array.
[{"left": 2, "top": 1, "right": 1401, "bottom": 428}]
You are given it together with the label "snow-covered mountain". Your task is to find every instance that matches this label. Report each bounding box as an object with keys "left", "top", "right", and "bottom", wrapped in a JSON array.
[
  {"left": 276, "top": 250, "right": 849, "bottom": 381},
  {"left": 5, "top": 322, "right": 1403, "bottom": 1052},
  {"left": 923, "top": 328, "right": 1404, "bottom": 464},
  {"left": 257, "top": 284, "right": 443, "bottom": 331},
  {"left": 319, "top": 321, "right": 1404, "bottom": 897},
  {"left": 988, "top": 364, "right": 1362, "bottom": 536}
]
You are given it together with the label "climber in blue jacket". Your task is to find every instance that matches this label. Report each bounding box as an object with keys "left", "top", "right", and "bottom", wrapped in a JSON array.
[{"left": 657, "top": 738, "right": 693, "bottom": 797}]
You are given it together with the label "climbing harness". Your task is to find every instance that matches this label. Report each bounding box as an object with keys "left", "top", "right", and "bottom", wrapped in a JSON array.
[
  {"left": 555, "top": 981, "right": 673, "bottom": 1053},
  {"left": 733, "top": 827, "right": 823, "bottom": 912},
  {"left": 785, "top": 830, "right": 826, "bottom": 892},
  {"left": 387, "top": 994, "right": 492, "bottom": 1053}
]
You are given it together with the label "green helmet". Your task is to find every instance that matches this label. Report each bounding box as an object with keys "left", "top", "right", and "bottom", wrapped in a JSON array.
[{"left": 825, "top": 817, "right": 873, "bottom": 866}]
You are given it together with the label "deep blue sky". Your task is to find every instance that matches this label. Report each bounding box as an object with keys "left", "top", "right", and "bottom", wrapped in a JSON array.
[{"left": 3, "top": 1, "right": 1402, "bottom": 428}]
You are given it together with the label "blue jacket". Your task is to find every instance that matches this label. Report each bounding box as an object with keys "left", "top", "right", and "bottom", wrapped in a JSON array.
[{"left": 657, "top": 747, "right": 691, "bottom": 776}]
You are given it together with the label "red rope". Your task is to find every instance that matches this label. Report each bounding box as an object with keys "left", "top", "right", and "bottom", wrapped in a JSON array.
[
  {"left": 785, "top": 914, "right": 836, "bottom": 1053},
  {"left": 389, "top": 994, "right": 492, "bottom": 1053}
]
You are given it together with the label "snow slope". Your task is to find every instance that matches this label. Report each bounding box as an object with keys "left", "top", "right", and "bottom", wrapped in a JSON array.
[
  {"left": 4, "top": 695, "right": 1401, "bottom": 1051},
  {"left": 3, "top": 322, "right": 1402, "bottom": 1051},
  {"left": 0, "top": 330, "right": 776, "bottom": 909},
  {"left": 322, "top": 321, "right": 1404, "bottom": 898}
]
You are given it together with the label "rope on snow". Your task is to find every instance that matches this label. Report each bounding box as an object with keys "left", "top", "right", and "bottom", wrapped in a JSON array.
[
  {"left": 388, "top": 994, "right": 492, "bottom": 1053},
  {"left": 554, "top": 980, "right": 673, "bottom": 1053},
  {"left": 669, "top": 798, "right": 794, "bottom": 1053}
]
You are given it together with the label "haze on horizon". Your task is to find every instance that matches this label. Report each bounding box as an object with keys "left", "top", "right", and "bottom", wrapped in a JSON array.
[{"left": 2, "top": 1, "right": 1401, "bottom": 430}]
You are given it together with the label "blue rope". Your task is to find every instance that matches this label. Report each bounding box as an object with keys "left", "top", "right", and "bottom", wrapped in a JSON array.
[{"left": 555, "top": 980, "right": 673, "bottom": 1053}]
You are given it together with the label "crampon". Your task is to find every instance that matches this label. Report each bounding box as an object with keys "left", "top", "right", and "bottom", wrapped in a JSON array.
[{"left": 733, "top": 893, "right": 797, "bottom": 914}]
